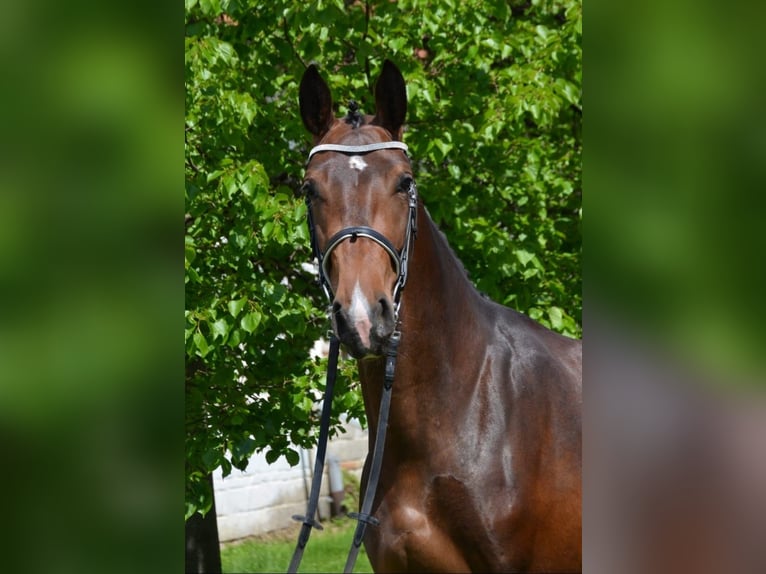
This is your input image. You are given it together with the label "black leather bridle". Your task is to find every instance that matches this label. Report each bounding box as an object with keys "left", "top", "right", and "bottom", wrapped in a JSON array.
[{"left": 288, "top": 141, "right": 416, "bottom": 573}]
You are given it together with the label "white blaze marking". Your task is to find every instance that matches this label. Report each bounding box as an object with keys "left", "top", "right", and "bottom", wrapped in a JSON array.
[
  {"left": 348, "top": 155, "right": 367, "bottom": 171},
  {"left": 349, "top": 281, "right": 372, "bottom": 347}
]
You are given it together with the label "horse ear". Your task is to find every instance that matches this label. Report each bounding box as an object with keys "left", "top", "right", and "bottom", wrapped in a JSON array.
[
  {"left": 373, "top": 60, "right": 407, "bottom": 140},
  {"left": 299, "top": 64, "right": 335, "bottom": 141}
]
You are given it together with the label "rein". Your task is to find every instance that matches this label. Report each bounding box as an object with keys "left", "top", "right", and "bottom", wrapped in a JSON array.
[
  {"left": 286, "top": 334, "right": 340, "bottom": 573},
  {"left": 287, "top": 141, "right": 416, "bottom": 573}
]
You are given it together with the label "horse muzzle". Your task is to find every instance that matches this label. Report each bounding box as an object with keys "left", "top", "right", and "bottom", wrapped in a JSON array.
[{"left": 331, "top": 293, "right": 396, "bottom": 359}]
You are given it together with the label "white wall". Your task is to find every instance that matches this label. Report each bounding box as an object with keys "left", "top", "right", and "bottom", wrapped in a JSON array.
[{"left": 213, "top": 418, "right": 368, "bottom": 542}]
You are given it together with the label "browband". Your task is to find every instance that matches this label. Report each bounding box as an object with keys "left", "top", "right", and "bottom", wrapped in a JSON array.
[{"left": 307, "top": 141, "right": 408, "bottom": 161}]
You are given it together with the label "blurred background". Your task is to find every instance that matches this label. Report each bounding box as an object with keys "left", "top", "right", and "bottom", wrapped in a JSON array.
[
  {"left": 2, "top": 0, "right": 765, "bottom": 572},
  {"left": 587, "top": 0, "right": 766, "bottom": 572},
  {"left": 0, "top": 2, "right": 180, "bottom": 573}
]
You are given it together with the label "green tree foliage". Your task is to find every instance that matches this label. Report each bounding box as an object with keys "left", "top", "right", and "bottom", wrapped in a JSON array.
[{"left": 185, "top": 0, "right": 581, "bottom": 517}]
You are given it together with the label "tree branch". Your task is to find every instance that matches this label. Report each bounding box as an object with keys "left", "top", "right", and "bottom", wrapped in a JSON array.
[{"left": 282, "top": 16, "right": 307, "bottom": 69}]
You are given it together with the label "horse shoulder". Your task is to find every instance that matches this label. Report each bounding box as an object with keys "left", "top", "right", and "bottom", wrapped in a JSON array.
[
  {"left": 368, "top": 477, "right": 474, "bottom": 572},
  {"left": 492, "top": 304, "right": 581, "bottom": 402},
  {"left": 486, "top": 303, "right": 583, "bottom": 569}
]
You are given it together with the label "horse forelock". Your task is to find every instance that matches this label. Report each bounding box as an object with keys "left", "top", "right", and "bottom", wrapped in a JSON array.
[
  {"left": 320, "top": 122, "right": 405, "bottom": 158},
  {"left": 344, "top": 100, "right": 365, "bottom": 129}
]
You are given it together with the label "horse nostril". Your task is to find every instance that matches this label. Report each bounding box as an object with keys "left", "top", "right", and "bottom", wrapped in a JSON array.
[
  {"left": 378, "top": 297, "right": 394, "bottom": 322},
  {"left": 332, "top": 300, "right": 352, "bottom": 340}
]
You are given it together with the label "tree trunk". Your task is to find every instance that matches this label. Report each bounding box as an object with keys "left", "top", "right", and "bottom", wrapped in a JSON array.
[{"left": 185, "top": 473, "right": 222, "bottom": 574}]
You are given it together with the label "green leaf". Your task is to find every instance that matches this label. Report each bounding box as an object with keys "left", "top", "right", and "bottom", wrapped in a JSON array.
[
  {"left": 239, "top": 174, "right": 255, "bottom": 197},
  {"left": 220, "top": 458, "right": 232, "bottom": 478},
  {"left": 285, "top": 449, "right": 300, "bottom": 466},
  {"left": 193, "top": 331, "right": 209, "bottom": 357},
  {"left": 222, "top": 174, "right": 238, "bottom": 199},
  {"left": 432, "top": 138, "right": 452, "bottom": 159},
  {"left": 293, "top": 223, "right": 309, "bottom": 242},
  {"left": 265, "top": 449, "right": 280, "bottom": 464},
  {"left": 515, "top": 249, "right": 535, "bottom": 266},
  {"left": 522, "top": 267, "right": 539, "bottom": 279},
  {"left": 548, "top": 306, "right": 564, "bottom": 330},
  {"left": 185, "top": 241, "right": 195, "bottom": 265},
  {"left": 199, "top": 0, "right": 222, "bottom": 18},
  {"left": 232, "top": 437, "right": 255, "bottom": 460},
  {"left": 206, "top": 169, "right": 225, "bottom": 183},
  {"left": 240, "top": 311, "right": 261, "bottom": 334},
  {"left": 185, "top": 502, "right": 197, "bottom": 522},
  {"left": 246, "top": 162, "right": 269, "bottom": 194},
  {"left": 227, "top": 329, "right": 242, "bottom": 348},
  {"left": 202, "top": 448, "right": 218, "bottom": 471},
  {"left": 227, "top": 297, "right": 247, "bottom": 318},
  {"left": 211, "top": 318, "right": 229, "bottom": 340}
]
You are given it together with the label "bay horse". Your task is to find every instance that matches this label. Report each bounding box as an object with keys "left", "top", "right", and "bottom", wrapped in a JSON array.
[{"left": 299, "top": 60, "right": 582, "bottom": 573}]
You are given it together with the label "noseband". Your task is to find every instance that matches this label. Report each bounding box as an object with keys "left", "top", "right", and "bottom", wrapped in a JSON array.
[{"left": 304, "top": 142, "right": 418, "bottom": 317}]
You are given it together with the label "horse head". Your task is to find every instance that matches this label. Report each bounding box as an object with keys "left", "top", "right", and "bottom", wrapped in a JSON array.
[{"left": 299, "top": 61, "right": 416, "bottom": 359}]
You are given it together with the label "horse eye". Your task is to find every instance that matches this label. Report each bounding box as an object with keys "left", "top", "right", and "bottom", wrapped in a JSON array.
[
  {"left": 301, "top": 180, "right": 318, "bottom": 199},
  {"left": 397, "top": 175, "right": 414, "bottom": 193}
]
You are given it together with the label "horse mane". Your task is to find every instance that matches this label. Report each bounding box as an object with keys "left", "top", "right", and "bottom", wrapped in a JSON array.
[
  {"left": 428, "top": 212, "right": 475, "bottom": 285},
  {"left": 344, "top": 100, "right": 364, "bottom": 128}
]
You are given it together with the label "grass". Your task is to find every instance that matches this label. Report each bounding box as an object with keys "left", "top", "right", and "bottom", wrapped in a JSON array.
[{"left": 221, "top": 518, "right": 374, "bottom": 573}]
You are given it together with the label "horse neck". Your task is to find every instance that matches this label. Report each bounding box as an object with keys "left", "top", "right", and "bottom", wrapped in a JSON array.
[
  {"left": 357, "top": 204, "right": 485, "bottom": 431},
  {"left": 401, "top": 204, "right": 480, "bottom": 339}
]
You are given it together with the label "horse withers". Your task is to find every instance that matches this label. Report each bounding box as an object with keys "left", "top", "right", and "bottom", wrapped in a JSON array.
[{"left": 299, "top": 60, "right": 582, "bottom": 573}]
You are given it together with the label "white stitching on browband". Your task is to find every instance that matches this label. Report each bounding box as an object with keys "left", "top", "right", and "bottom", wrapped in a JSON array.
[{"left": 308, "top": 142, "right": 408, "bottom": 161}]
